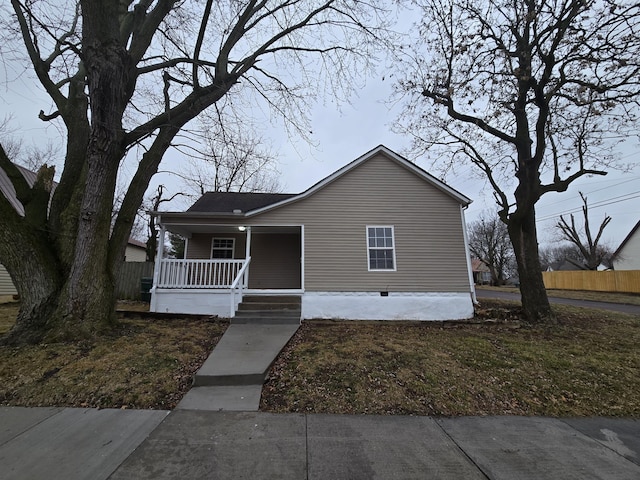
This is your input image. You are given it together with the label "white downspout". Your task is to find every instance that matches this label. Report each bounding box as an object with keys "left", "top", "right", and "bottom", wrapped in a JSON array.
[
  {"left": 300, "top": 225, "right": 305, "bottom": 292},
  {"left": 460, "top": 205, "right": 477, "bottom": 304}
]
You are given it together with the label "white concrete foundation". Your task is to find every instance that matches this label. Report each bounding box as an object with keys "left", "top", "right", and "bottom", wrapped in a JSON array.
[
  {"left": 150, "top": 289, "right": 238, "bottom": 317},
  {"left": 302, "top": 292, "right": 474, "bottom": 321},
  {"left": 151, "top": 289, "right": 474, "bottom": 321}
]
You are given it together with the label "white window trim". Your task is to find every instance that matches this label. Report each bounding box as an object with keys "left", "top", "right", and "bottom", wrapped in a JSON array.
[
  {"left": 210, "top": 237, "right": 235, "bottom": 259},
  {"left": 366, "top": 225, "right": 397, "bottom": 272}
]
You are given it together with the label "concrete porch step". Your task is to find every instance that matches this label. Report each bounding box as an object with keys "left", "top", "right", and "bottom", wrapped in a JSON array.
[
  {"left": 235, "top": 309, "right": 300, "bottom": 317},
  {"left": 233, "top": 295, "right": 301, "bottom": 325},
  {"left": 241, "top": 295, "right": 301, "bottom": 304},
  {"left": 231, "top": 316, "right": 301, "bottom": 325},
  {"left": 237, "top": 302, "right": 301, "bottom": 311}
]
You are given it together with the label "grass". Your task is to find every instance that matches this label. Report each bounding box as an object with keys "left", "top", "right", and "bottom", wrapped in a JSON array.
[
  {"left": 3, "top": 298, "right": 639, "bottom": 416},
  {"left": 0, "top": 301, "right": 19, "bottom": 335},
  {"left": 261, "top": 300, "right": 640, "bottom": 417},
  {"left": 0, "top": 303, "right": 227, "bottom": 409}
]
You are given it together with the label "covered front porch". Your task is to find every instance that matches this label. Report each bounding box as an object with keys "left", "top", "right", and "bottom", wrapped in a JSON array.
[{"left": 150, "top": 223, "right": 303, "bottom": 317}]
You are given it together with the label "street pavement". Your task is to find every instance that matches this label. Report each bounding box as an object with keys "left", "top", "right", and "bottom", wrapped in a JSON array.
[
  {"left": 1, "top": 407, "right": 639, "bottom": 479},
  {"left": 476, "top": 288, "right": 640, "bottom": 316}
]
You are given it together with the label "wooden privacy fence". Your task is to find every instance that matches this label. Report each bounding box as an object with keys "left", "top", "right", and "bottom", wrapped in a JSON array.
[
  {"left": 542, "top": 270, "right": 640, "bottom": 294},
  {"left": 116, "top": 262, "right": 155, "bottom": 300}
]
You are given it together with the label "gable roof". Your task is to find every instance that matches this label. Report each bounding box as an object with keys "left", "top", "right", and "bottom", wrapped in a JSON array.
[
  {"left": 175, "top": 145, "right": 471, "bottom": 218},
  {"left": 548, "top": 257, "right": 588, "bottom": 271},
  {"left": 127, "top": 238, "right": 147, "bottom": 249},
  {"left": 471, "top": 258, "right": 490, "bottom": 272},
  {"left": 0, "top": 164, "right": 42, "bottom": 216},
  {"left": 612, "top": 220, "right": 640, "bottom": 260},
  {"left": 248, "top": 145, "right": 471, "bottom": 216}
]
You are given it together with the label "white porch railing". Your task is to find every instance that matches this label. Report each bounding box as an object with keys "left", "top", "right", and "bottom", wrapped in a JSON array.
[
  {"left": 157, "top": 259, "right": 247, "bottom": 289},
  {"left": 230, "top": 257, "right": 251, "bottom": 317}
]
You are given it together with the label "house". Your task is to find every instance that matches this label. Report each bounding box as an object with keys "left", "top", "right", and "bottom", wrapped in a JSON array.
[
  {"left": 0, "top": 162, "right": 148, "bottom": 296},
  {"left": 0, "top": 164, "right": 42, "bottom": 296},
  {"left": 471, "top": 258, "right": 492, "bottom": 285},
  {"left": 125, "top": 238, "right": 148, "bottom": 262},
  {"left": 612, "top": 220, "right": 640, "bottom": 270},
  {"left": 150, "top": 145, "right": 475, "bottom": 321},
  {"left": 546, "top": 257, "right": 588, "bottom": 272},
  {"left": 0, "top": 264, "right": 17, "bottom": 296}
]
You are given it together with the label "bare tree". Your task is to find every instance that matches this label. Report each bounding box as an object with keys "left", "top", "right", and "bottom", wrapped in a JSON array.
[
  {"left": 144, "top": 185, "right": 185, "bottom": 262},
  {"left": 468, "top": 213, "right": 513, "bottom": 286},
  {"left": 556, "top": 192, "right": 613, "bottom": 270},
  {"left": 175, "top": 110, "right": 282, "bottom": 198},
  {"left": 394, "top": 0, "right": 640, "bottom": 323},
  {"left": 0, "top": 0, "right": 389, "bottom": 344}
]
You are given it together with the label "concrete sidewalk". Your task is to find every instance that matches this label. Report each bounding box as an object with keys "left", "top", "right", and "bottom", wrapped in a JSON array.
[
  {"left": 0, "top": 407, "right": 168, "bottom": 480},
  {"left": 2, "top": 407, "right": 639, "bottom": 480}
]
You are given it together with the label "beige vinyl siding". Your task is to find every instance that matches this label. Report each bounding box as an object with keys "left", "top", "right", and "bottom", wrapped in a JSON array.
[
  {"left": 187, "top": 233, "right": 246, "bottom": 259},
  {"left": 248, "top": 233, "right": 301, "bottom": 289},
  {"left": 166, "top": 152, "right": 470, "bottom": 293},
  {"left": 0, "top": 264, "right": 17, "bottom": 296},
  {"left": 124, "top": 245, "right": 147, "bottom": 262},
  {"left": 251, "top": 153, "right": 469, "bottom": 292}
]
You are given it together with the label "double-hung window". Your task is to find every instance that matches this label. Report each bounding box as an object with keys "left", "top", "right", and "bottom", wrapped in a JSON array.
[
  {"left": 367, "top": 226, "right": 396, "bottom": 271},
  {"left": 211, "top": 238, "right": 235, "bottom": 259}
]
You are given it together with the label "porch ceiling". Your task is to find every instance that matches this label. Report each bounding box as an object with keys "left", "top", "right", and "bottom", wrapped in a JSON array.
[{"left": 164, "top": 224, "right": 301, "bottom": 236}]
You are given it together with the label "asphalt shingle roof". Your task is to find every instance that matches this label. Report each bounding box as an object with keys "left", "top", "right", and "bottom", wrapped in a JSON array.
[{"left": 186, "top": 192, "right": 297, "bottom": 214}]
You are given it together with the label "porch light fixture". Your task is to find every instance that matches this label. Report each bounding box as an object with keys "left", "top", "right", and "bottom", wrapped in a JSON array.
[{"left": 238, "top": 226, "right": 246, "bottom": 231}]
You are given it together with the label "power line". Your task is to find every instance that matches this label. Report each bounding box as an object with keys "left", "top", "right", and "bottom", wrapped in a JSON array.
[
  {"left": 537, "top": 191, "right": 640, "bottom": 223},
  {"left": 539, "top": 176, "right": 640, "bottom": 209}
]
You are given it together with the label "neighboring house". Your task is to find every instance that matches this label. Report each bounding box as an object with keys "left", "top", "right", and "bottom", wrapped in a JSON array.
[
  {"left": 0, "top": 264, "right": 18, "bottom": 296},
  {"left": 0, "top": 163, "right": 43, "bottom": 215},
  {"left": 125, "top": 238, "right": 148, "bottom": 262},
  {"left": 546, "top": 257, "right": 588, "bottom": 272},
  {"left": 612, "top": 220, "right": 640, "bottom": 270},
  {"left": 150, "top": 145, "right": 476, "bottom": 321},
  {"left": 471, "top": 258, "right": 492, "bottom": 285},
  {"left": 0, "top": 164, "right": 44, "bottom": 296},
  {"left": 1, "top": 162, "right": 148, "bottom": 296}
]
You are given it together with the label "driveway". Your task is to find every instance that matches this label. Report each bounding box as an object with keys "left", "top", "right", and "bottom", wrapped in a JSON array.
[{"left": 476, "top": 288, "right": 640, "bottom": 316}]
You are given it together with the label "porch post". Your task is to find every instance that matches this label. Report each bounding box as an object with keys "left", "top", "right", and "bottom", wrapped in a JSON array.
[
  {"left": 152, "top": 223, "right": 165, "bottom": 289},
  {"left": 149, "top": 221, "right": 165, "bottom": 312},
  {"left": 245, "top": 226, "right": 251, "bottom": 287},
  {"left": 245, "top": 226, "right": 252, "bottom": 258}
]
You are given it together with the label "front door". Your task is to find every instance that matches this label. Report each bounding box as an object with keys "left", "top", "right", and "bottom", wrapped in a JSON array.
[{"left": 248, "top": 230, "right": 301, "bottom": 289}]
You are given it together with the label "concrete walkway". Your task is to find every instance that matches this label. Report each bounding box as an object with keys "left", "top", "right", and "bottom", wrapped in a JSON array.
[
  {"left": 1, "top": 407, "right": 639, "bottom": 479},
  {"left": 177, "top": 323, "right": 299, "bottom": 411}
]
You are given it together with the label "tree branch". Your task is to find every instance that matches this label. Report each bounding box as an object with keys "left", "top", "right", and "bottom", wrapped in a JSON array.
[{"left": 10, "top": 0, "right": 68, "bottom": 112}]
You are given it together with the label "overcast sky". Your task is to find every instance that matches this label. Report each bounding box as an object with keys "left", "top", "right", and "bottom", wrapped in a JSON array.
[
  {"left": 253, "top": 77, "right": 639, "bottom": 251},
  {"left": 3, "top": 15, "right": 639, "bottom": 252}
]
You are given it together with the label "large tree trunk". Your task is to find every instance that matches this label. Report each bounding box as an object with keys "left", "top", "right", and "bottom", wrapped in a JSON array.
[
  {"left": 508, "top": 208, "right": 556, "bottom": 324},
  {"left": 51, "top": 0, "right": 132, "bottom": 336},
  {"left": 0, "top": 217, "right": 62, "bottom": 345}
]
